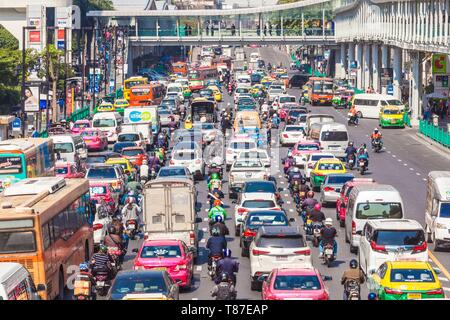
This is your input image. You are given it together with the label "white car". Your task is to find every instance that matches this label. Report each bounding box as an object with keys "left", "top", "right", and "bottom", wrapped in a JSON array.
[
  {"left": 169, "top": 149, "right": 204, "bottom": 180},
  {"left": 234, "top": 87, "right": 251, "bottom": 104},
  {"left": 174, "top": 78, "right": 189, "bottom": 87},
  {"left": 304, "top": 153, "right": 336, "bottom": 179},
  {"left": 226, "top": 138, "right": 258, "bottom": 168},
  {"left": 166, "top": 84, "right": 185, "bottom": 103},
  {"left": 92, "top": 202, "right": 112, "bottom": 246},
  {"left": 267, "top": 87, "right": 285, "bottom": 105},
  {"left": 249, "top": 226, "right": 312, "bottom": 291},
  {"left": 172, "top": 141, "right": 202, "bottom": 154},
  {"left": 359, "top": 219, "right": 428, "bottom": 276},
  {"left": 272, "top": 94, "right": 296, "bottom": 110},
  {"left": 234, "top": 192, "right": 280, "bottom": 236},
  {"left": 280, "top": 125, "right": 306, "bottom": 146},
  {"left": 237, "top": 150, "right": 270, "bottom": 168},
  {"left": 250, "top": 52, "right": 261, "bottom": 63}
]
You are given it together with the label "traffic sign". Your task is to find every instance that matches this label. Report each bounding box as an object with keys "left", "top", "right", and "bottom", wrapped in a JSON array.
[
  {"left": 12, "top": 118, "right": 21, "bottom": 131},
  {"left": 387, "top": 84, "right": 394, "bottom": 95}
]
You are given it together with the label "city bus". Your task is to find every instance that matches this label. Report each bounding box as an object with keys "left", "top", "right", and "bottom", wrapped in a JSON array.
[
  {"left": 171, "top": 61, "right": 188, "bottom": 76},
  {"left": 0, "top": 138, "right": 55, "bottom": 191},
  {"left": 0, "top": 177, "right": 93, "bottom": 300},
  {"left": 124, "top": 76, "right": 148, "bottom": 101},
  {"left": 129, "top": 83, "right": 165, "bottom": 107},
  {"left": 307, "top": 77, "right": 334, "bottom": 106}
]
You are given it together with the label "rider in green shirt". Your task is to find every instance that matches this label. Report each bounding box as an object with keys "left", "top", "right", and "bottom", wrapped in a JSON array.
[{"left": 208, "top": 200, "right": 227, "bottom": 221}]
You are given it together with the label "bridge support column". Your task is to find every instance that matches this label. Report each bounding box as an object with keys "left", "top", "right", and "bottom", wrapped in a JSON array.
[
  {"left": 409, "top": 51, "right": 422, "bottom": 126},
  {"left": 347, "top": 43, "right": 355, "bottom": 80},
  {"left": 372, "top": 44, "right": 380, "bottom": 93},
  {"left": 392, "top": 47, "right": 402, "bottom": 100},
  {"left": 356, "top": 43, "right": 363, "bottom": 90},
  {"left": 380, "top": 45, "right": 389, "bottom": 94},
  {"left": 363, "top": 43, "right": 371, "bottom": 91},
  {"left": 340, "top": 43, "right": 347, "bottom": 79}
]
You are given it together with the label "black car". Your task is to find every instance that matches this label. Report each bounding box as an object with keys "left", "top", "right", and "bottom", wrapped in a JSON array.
[
  {"left": 240, "top": 210, "right": 292, "bottom": 257},
  {"left": 113, "top": 141, "right": 137, "bottom": 154},
  {"left": 213, "top": 47, "right": 222, "bottom": 55},
  {"left": 108, "top": 270, "right": 180, "bottom": 300},
  {"left": 288, "top": 74, "right": 309, "bottom": 88},
  {"left": 286, "top": 108, "right": 308, "bottom": 124}
]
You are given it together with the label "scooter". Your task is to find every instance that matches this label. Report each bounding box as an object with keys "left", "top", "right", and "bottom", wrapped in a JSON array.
[
  {"left": 347, "top": 153, "right": 355, "bottom": 170},
  {"left": 347, "top": 113, "right": 359, "bottom": 126},
  {"left": 107, "top": 247, "right": 122, "bottom": 272},
  {"left": 93, "top": 271, "right": 111, "bottom": 296},
  {"left": 125, "top": 219, "right": 138, "bottom": 240},
  {"left": 312, "top": 223, "right": 322, "bottom": 247},
  {"left": 358, "top": 158, "right": 368, "bottom": 175},
  {"left": 323, "top": 243, "right": 335, "bottom": 267},
  {"left": 372, "top": 139, "right": 383, "bottom": 153},
  {"left": 345, "top": 280, "right": 361, "bottom": 300}
]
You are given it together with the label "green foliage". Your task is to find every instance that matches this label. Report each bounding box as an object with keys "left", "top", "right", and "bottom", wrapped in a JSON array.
[{"left": 0, "top": 25, "right": 19, "bottom": 50}]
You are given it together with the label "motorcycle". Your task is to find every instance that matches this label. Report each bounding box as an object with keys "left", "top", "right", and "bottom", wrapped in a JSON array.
[
  {"left": 107, "top": 247, "right": 122, "bottom": 272},
  {"left": 312, "top": 223, "right": 322, "bottom": 247},
  {"left": 345, "top": 280, "right": 361, "bottom": 300},
  {"left": 125, "top": 219, "right": 138, "bottom": 240},
  {"left": 73, "top": 274, "right": 95, "bottom": 300},
  {"left": 347, "top": 113, "right": 359, "bottom": 126},
  {"left": 149, "top": 168, "right": 157, "bottom": 180},
  {"left": 372, "top": 139, "right": 383, "bottom": 153},
  {"left": 322, "top": 243, "right": 335, "bottom": 267},
  {"left": 208, "top": 255, "right": 222, "bottom": 280},
  {"left": 93, "top": 271, "right": 111, "bottom": 296},
  {"left": 358, "top": 158, "right": 368, "bottom": 175},
  {"left": 347, "top": 153, "right": 355, "bottom": 170}
]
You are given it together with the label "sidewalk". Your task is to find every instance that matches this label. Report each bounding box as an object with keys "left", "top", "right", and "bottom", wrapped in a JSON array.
[{"left": 410, "top": 127, "right": 450, "bottom": 158}]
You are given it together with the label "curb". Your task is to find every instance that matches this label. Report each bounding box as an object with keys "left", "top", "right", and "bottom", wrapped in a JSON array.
[{"left": 415, "top": 132, "right": 450, "bottom": 157}]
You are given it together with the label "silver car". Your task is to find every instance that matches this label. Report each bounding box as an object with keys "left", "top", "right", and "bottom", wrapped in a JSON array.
[{"left": 319, "top": 173, "right": 354, "bottom": 206}]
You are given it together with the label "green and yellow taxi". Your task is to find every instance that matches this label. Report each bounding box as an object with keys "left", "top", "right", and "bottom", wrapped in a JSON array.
[
  {"left": 379, "top": 105, "right": 405, "bottom": 128},
  {"left": 182, "top": 85, "right": 192, "bottom": 99},
  {"left": 370, "top": 261, "right": 445, "bottom": 300},
  {"left": 96, "top": 102, "right": 115, "bottom": 113},
  {"left": 207, "top": 85, "right": 222, "bottom": 102},
  {"left": 261, "top": 76, "right": 273, "bottom": 89},
  {"left": 310, "top": 158, "right": 346, "bottom": 190},
  {"left": 113, "top": 99, "right": 130, "bottom": 115}
]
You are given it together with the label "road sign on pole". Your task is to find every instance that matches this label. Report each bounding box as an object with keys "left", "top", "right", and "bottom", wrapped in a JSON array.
[{"left": 12, "top": 118, "right": 22, "bottom": 131}]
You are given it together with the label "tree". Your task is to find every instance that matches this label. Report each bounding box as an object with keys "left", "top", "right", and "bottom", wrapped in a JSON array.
[{"left": 0, "top": 25, "right": 19, "bottom": 50}]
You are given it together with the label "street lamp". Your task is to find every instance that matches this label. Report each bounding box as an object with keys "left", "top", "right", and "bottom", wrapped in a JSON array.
[{"left": 21, "top": 25, "right": 36, "bottom": 137}]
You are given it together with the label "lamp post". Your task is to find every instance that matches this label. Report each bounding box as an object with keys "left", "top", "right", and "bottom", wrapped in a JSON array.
[{"left": 21, "top": 26, "right": 36, "bottom": 137}]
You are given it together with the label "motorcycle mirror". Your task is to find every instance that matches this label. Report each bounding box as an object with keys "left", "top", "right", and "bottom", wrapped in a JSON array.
[{"left": 433, "top": 267, "right": 442, "bottom": 275}]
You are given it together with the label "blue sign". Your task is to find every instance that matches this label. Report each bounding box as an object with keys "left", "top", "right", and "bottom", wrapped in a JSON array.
[
  {"left": 12, "top": 118, "right": 21, "bottom": 130},
  {"left": 350, "top": 61, "right": 358, "bottom": 69},
  {"left": 387, "top": 84, "right": 394, "bottom": 95},
  {"left": 57, "top": 41, "right": 65, "bottom": 50},
  {"left": 40, "top": 100, "right": 47, "bottom": 110}
]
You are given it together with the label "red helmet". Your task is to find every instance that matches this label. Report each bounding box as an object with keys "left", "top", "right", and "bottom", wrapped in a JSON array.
[
  {"left": 213, "top": 199, "right": 221, "bottom": 207},
  {"left": 314, "top": 203, "right": 321, "bottom": 211},
  {"left": 307, "top": 191, "right": 315, "bottom": 198}
]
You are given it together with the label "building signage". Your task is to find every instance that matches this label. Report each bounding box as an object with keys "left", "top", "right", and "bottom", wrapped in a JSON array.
[
  {"left": 432, "top": 54, "right": 447, "bottom": 74},
  {"left": 28, "top": 31, "right": 41, "bottom": 43}
]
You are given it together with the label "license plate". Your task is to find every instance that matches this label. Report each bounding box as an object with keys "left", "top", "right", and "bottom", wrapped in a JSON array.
[
  {"left": 127, "top": 224, "right": 136, "bottom": 230},
  {"left": 153, "top": 267, "right": 167, "bottom": 271},
  {"left": 96, "top": 281, "right": 105, "bottom": 286},
  {"left": 390, "top": 119, "right": 396, "bottom": 123},
  {"left": 276, "top": 256, "right": 288, "bottom": 261},
  {"left": 320, "top": 100, "right": 325, "bottom": 103},
  {"left": 407, "top": 293, "right": 421, "bottom": 300},
  {"left": 324, "top": 248, "right": 333, "bottom": 255}
]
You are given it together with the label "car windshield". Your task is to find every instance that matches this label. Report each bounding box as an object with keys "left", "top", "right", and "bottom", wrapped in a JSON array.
[
  {"left": 236, "top": 88, "right": 249, "bottom": 94},
  {"left": 373, "top": 230, "right": 425, "bottom": 246},
  {"left": 326, "top": 175, "right": 354, "bottom": 185},
  {"left": 440, "top": 202, "right": 450, "bottom": 218},
  {"left": 118, "top": 134, "right": 139, "bottom": 142},
  {"left": 230, "top": 142, "right": 257, "bottom": 150},
  {"left": 321, "top": 131, "right": 348, "bottom": 141},
  {"left": 54, "top": 142, "right": 74, "bottom": 153},
  {"left": 167, "top": 87, "right": 181, "bottom": 93},
  {"left": 233, "top": 160, "right": 262, "bottom": 168},
  {"left": 270, "top": 89, "right": 283, "bottom": 94},
  {"left": 386, "top": 100, "right": 402, "bottom": 106},
  {"left": 87, "top": 167, "right": 117, "bottom": 179},
  {"left": 56, "top": 167, "right": 68, "bottom": 175},
  {"left": 93, "top": 118, "right": 116, "bottom": 127},
  {"left": 244, "top": 182, "right": 275, "bottom": 193},
  {"left": 247, "top": 214, "right": 287, "bottom": 227},
  {"left": 256, "top": 235, "right": 305, "bottom": 248},
  {"left": 122, "top": 149, "right": 143, "bottom": 157},
  {"left": 140, "top": 245, "right": 182, "bottom": 258},
  {"left": 112, "top": 276, "right": 168, "bottom": 295},
  {"left": 355, "top": 202, "right": 403, "bottom": 219},
  {"left": 297, "top": 144, "right": 320, "bottom": 151},
  {"left": 158, "top": 168, "right": 186, "bottom": 177},
  {"left": 274, "top": 275, "right": 321, "bottom": 290},
  {"left": 317, "top": 163, "right": 343, "bottom": 171},
  {"left": 390, "top": 269, "right": 435, "bottom": 283},
  {"left": 90, "top": 186, "right": 107, "bottom": 195}
]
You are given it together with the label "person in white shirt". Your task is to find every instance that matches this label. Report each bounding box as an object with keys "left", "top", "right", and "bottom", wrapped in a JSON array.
[{"left": 140, "top": 159, "right": 149, "bottom": 181}]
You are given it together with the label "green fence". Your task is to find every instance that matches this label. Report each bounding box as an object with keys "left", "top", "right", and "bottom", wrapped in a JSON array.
[
  {"left": 68, "top": 106, "right": 90, "bottom": 123},
  {"left": 419, "top": 120, "right": 450, "bottom": 148}
]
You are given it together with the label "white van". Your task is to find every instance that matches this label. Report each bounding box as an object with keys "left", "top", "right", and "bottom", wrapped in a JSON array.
[
  {"left": 309, "top": 122, "right": 349, "bottom": 158},
  {"left": 344, "top": 184, "right": 404, "bottom": 254},
  {"left": 250, "top": 52, "right": 260, "bottom": 63},
  {"left": 425, "top": 171, "right": 450, "bottom": 251},
  {"left": 166, "top": 83, "right": 184, "bottom": 103},
  {"left": 236, "top": 74, "right": 251, "bottom": 87},
  {"left": 305, "top": 114, "right": 335, "bottom": 134},
  {"left": 352, "top": 93, "right": 404, "bottom": 119},
  {"left": 0, "top": 263, "right": 44, "bottom": 300},
  {"left": 53, "top": 135, "right": 80, "bottom": 164},
  {"left": 92, "top": 112, "right": 123, "bottom": 143}
]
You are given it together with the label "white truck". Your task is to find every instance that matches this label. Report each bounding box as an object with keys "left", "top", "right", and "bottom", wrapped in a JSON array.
[
  {"left": 123, "top": 106, "right": 159, "bottom": 148},
  {"left": 142, "top": 178, "right": 202, "bottom": 258}
]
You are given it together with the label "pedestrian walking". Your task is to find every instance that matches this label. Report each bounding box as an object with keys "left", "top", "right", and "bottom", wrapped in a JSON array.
[
  {"left": 211, "top": 25, "right": 215, "bottom": 36},
  {"left": 257, "top": 24, "right": 260, "bottom": 36},
  {"left": 205, "top": 22, "right": 210, "bottom": 36},
  {"left": 188, "top": 25, "right": 192, "bottom": 36},
  {"left": 231, "top": 24, "right": 236, "bottom": 36},
  {"left": 263, "top": 24, "right": 267, "bottom": 36},
  {"left": 269, "top": 23, "right": 272, "bottom": 36}
]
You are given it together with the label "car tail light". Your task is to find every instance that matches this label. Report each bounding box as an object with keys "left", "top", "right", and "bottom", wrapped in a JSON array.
[
  {"left": 323, "top": 187, "right": 334, "bottom": 192},
  {"left": 175, "top": 264, "right": 187, "bottom": 271},
  {"left": 170, "top": 160, "right": 175, "bottom": 165},
  {"left": 189, "top": 231, "right": 195, "bottom": 245},
  {"left": 351, "top": 221, "right": 356, "bottom": 235},
  {"left": 243, "top": 229, "right": 257, "bottom": 238},
  {"left": 283, "top": 134, "right": 289, "bottom": 138},
  {"left": 93, "top": 223, "right": 103, "bottom": 231},
  {"left": 252, "top": 249, "right": 270, "bottom": 256},
  {"left": 370, "top": 240, "right": 387, "bottom": 254},
  {"left": 294, "top": 249, "right": 311, "bottom": 255},
  {"left": 412, "top": 242, "right": 427, "bottom": 253},
  {"left": 384, "top": 287, "right": 403, "bottom": 295},
  {"left": 237, "top": 208, "right": 248, "bottom": 215},
  {"left": 426, "top": 288, "right": 444, "bottom": 295}
]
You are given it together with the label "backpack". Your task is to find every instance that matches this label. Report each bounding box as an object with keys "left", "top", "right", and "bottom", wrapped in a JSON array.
[{"left": 216, "top": 282, "right": 232, "bottom": 300}]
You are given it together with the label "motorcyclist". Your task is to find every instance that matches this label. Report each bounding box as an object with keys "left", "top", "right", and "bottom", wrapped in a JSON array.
[
  {"left": 215, "top": 249, "right": 239, "bottom": 285},
  {"left": 287, "top": 166, "right": 302, "bottom": 184},
  {"left": 139, "top": 159, "right": 149, "bottom": 182},
  {"left": 167, "top": 116, "right": 178, "bottom": 133},
  {"left": 155, "top": 147, "right": 165, "bottom": 164},
  {"left": 147, "top": 151, "right": 161, "bottom": 172},
  {"left": 344, "top": 141, "right": 357, "bottom": 164},
  {"left": 121, "top": 197, "right": 142, "bottom": 231},
  {"left": 90, "top": 244, "right": 114, "bottom": 280},
  {"left": 297, "top": 178, "right": 310, "bottom": 202},
  {"left": 283, "top": 151, "right": 295, "bottom": 174},
  {"left": 208, "top": 189, "right": 225, "bottom": 210},
  {"left": 309, "top": 203, "right": 326, "bottom": 223},
  {"left": 208, "top": 161, "right": 222, "bottom": 178},
  {"left": 341, "top": 259, "right": 365, "bottom": 300},
  {"left": 348, "top": 104, "right": 358, "bottom": 125},
  {"left": 271, "top": 113, "right": 280, "bottom": 127},
  {"left": 206, "top": 228, "right": 227, "bottom": 268},
  {"left": 261, "top": 102, "right": 269, "bottom": 115},
  {"left": 157, "top": 129, "right": 168, "bottom": 148},
  {"left": 301, "top": 191, "right": 318, "bottom": 220},
  {"left": 208, "top": 199, "right": 226, "bottom": 218},
  {"left": 357, "top": 144, "right": 369, "bottom": 168},
  {"left": 75, "top": 263, "right": 97, "bottom": 299},
  {"left": 319, "top": 218, "right": 338, "bottom": 258},
  {"left": 267, "top": 62, "right": 272, "bottom": 71},
  {"left": 370, "top": 128, "right": 383, "bottom": 145},
  {"left": 211, "top": 272, "right": 237, "bottom": 300},
  {"left": 208, "top": 172, "right": 222, "bottom": 191},
  {"left": 120, "top": 189, "right": 138, "bottom": 206},
  {"left": 103, "top": 226, "right": 125, "bottom": 263},
  {"left": 210, "top": 215, "right": 229, "bottom": 236}
]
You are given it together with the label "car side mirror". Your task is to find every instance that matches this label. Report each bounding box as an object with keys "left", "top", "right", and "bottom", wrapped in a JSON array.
[
  {"left": 195, "top": 217, "right": 203, "bottom": 223},
  {"left": 321, "top": 275, "right": 332, "bottom": 281},
  {"left": 37, "top": 284, "right": 46, "bottom": 292},
  {"left": 433, "top": 267, "right": 442, "bottom": 275}
]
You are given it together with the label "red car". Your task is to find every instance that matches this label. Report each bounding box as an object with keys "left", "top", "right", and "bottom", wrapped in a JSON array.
[
  {"left": 55, "top": 162, "right": 85, "bottom": 179},
  {"left": 133, "top": 239, "right": 195, "bottom": 289},
  {"left": 291, "top": 140, "right": 321, "bottom": 168},
  {"left": 81, "top": 128, "right": 108, "bottom": 151},
  {"left": 71, "top": 119, "right": 91, "bottom": 135},
  {"left": 336, "top": 178, "right": 376, "bottom": 227},
  {"left": 261, "top": 268, "right": 330, "bottom": 300},
  {"left": 121, "top": 147, "right": 148, "bottom": 166}
]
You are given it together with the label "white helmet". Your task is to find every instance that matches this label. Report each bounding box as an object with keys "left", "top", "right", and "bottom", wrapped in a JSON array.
[
  {"left": 325, "top": 218, "right": 333, "bottom": 226},
  {"left": 293, "top": 167, "right": 300, "bottom": 173}
]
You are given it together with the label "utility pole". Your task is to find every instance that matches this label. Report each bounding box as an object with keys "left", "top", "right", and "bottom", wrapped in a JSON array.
[
  {"left": 21, "top": 26, "right": 36, "bottom": 137},
  {"left": 92, "top": 26, "right": 97, "bottom": 113},
  {"left": 114, "top": 26, "right": 117, "bottom": 93}
]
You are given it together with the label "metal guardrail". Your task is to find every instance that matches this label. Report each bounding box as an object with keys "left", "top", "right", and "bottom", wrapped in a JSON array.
[
  {"left": 419, "top": 120, "right": 450, "bottom": 148},
  {"left": 38, "top": 106, "right": 91, "bottom": 138}
]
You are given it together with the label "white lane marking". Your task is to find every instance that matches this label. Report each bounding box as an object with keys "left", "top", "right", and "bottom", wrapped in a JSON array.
[
  {"left": 196, "top": 266, "right": 202, "bottom": 272},
  {"left": 392, "top": 155, "right": 396, "bottom": 158},
  {"left": 423, "top": 178, "right": 427, "bottom": 181},
  {"left": 202, "top": 228, "right": 207, "bottom": 232},
  {"left": 287, "top": 201, "right": 291, "bottom": 204},
  {"left": 410, "top": 168, "right": 414, "bottom": 171},
  {"left": 289, "top": 209, "right": 294, "bottom": 212},
  {"left": 416, "top": 172, "right": 421, "bottom": 176},
  {"left": 280, "top": 181, "right": 285, "bottom": 184},
  {"left": 438, "top": 276, "right": 448, "bottom": 282},
  {"left": 387, "top": 151, "right": 391, "bottom": 154},
  {"left": 403, "top": 163, "right": 407, "bottom": 166},
  {"left": 200, "top": 239, "right": 206, "bottom": 243},
  {"left": 397, "top": 159, "right": 402, "bottom": 162},
  {"left": 278, "top": 175, "right": 283, "bottom": 178},
  {"left": 443, "top": 287, "right": 450, "bottom": 292},
  {"left": 203, "top": 217, "right": 209, "bottom": 221}
]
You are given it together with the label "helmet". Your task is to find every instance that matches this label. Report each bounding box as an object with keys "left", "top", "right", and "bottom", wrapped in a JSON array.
[
  {"left": 314, "top": 203, "right": 321, "bottom": 211},
  {"left": 374, "top": 128, "right": 379, "bottom": 132},
  {"left": 348, "top": 141, "right": 354, "bottom": 146},
  {"left": 213, "top": 199, "right": 221, "bottom": 207},
  {"left": 368, "top": 293, "right": 377, "bottom": 300},
  {"left": 126, "top": 197, "right": 135, "bottom": 204},
  {"left": 99, "top": 244, "right": 108, "bottom": 253},
  {"left": 108, "top": 226, "right": 116, "bottom": 235},
  {"left": 211, "top": 172, "right": 219, "bottom": 180},
  {"left": 220, "top": 272, "right": 230, "bottom": 282},
  {"left": 214, "top": 215, "right": 223, "bottom": 223},
  {"left": 349, "top": 259, "right": 358, "bottom": 269},
  {"left": 307, "top": 191, "right": 315, "bottom": 198},
  {"left": 222, "top": 248, "right": 232, "bottom": 258},
  {"left": 211, "top": 228, "right": 220, "bottom": 236},
  {"left": 79, "top": 263, "right": 89, "bottom": 272},
  {"left": 301, "top": 178, "right": 306, "bottom": 185},
  {"left": 293, "top": 167, "right": 299, "bottom": 173},
  {"left": 162, "top": 129, "right": 167, "bottom": 134},
  {"left": 324, "top": 217, "right": 333, "bottom": 226}
]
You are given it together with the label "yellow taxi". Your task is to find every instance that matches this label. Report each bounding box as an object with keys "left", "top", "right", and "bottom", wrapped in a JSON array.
[
  {"left": 207, "top": 85, "right": 222, "bottom": 102},
  {"left": 310, "top": 158, "right": 346, "bottom": 190},
  {"left": 113, "top": 99, "right": 130, "bottom": 115},
  {"left": 370, "top": 261, "right": 445, "bottom": 300},
  {"left": 379, "top": 105, "right": 405, "bottom": 128},
  {"left": 96, "top": 102, "right": 115, "bottom": 113},
  {"left": 105, "top": 157, "right": 136, "bottom": 180}
]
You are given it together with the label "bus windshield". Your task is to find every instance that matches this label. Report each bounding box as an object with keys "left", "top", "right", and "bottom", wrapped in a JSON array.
[
  {"left": 93, "top": 119, "right": 116, "bottom": 128},
  {"left": 0, "top": 155, "right": 24, "bottom": 174},
  {"left": 125, "top": 79, "right": 146, "bottom": 89},
  {"left": 313, "top": 81, "right": 333, "bottom": 93}
]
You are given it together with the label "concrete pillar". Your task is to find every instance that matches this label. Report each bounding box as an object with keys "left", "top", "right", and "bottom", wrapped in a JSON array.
[
  {"left": 372, "top": 44, "right": 380, "bottom": 93},
  {"left": 363, "top": 44, "right": 371, "bottom": 91},
  {"left": 340, "top": 43, "right": 347, "bottom": 78},
  {"left": 348, "top": 43, "right": 355, "bottom": 72},
  {"left": 356, "top": 43, "right": 363, "bottom": 89},
  {"left": 392, "top": 47, "right": 402, "bottom": 99},
  {"left": 381, "top": 45, "right": 389, "bottom": 94},
  {"left": 409, "top": 51, "right": 422, "bottom": 126},
  {"left": 335, "top": 49, "right": 342, "bottom": 78}
]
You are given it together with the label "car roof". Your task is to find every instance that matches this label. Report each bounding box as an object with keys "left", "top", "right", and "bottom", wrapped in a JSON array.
[
  {"left": 367, "top": 219, "right": 423, "bottom": 230},
  {"left": 274, "top": 268, "right": 320, "bottom": 276},
  {"left": 142, "top": 239, "right": 183, "bottom": 246},
  {"left": 242, "top": 192, "right": 277, "bottom": 200},
  {"left": 386, "top": 261, "right": 432, "bottom": 270},
  {"left": 260, "top": 225, "right": 301, "bottom": 236}
]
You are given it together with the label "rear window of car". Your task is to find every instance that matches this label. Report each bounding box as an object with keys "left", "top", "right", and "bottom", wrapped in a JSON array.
[
  {"left": 239, "top": 151, "right": 267, "bottom": 160},
  {"left": 247, "top": 213, "right": 288, "bottom": 228},
  {"left": 326, "top": 175, "right": 353, "bottom": 185},
  {"left": 373, "top": 230, "right": 425, "bottom": 246},
  {"left": 140, "top": 245, "right": 182, "bottom": 258},
  {"left": 317, "top": 163, "right": 343, "bottom": 171},
  {"left": 233, "top": 160, "right": 262, "bottom": 168},
  {"left": 390, "top": 269, "right": 435, "bottom": 283},
  {"left": 87, "top": 156, "right": 107, "bottom": 163},
  {"left": 285, "top": 126, "right": 305, "bottom": 132},
  {"left": 297, "top": 144, "right": 319, "bottom": 151},
  {"left": 118, "top": 134, "right": 139, "bottom": 142},
  {"left": 274, "top": 275, "right": 321, "bottom": 290},
  {"left": 87, "top": 167, "right": 117, "bottom": 179},
  {"left": 256, "top": 234, "right": 305, "bottom": 248},
  {"left": 111, "top": 276, "right": 167, "bottom": 295},
  {"left": 243, "top": 182, "right": 276, "bottom": 193},
  {"left": 280, "top": 97, "right": 296, "bottom": 103},
  {"left": 242, "top": 200, "right": 276, "bottom": 208},
  {"left": 231, "top": 142, "right": 257, "bottom": 150}
]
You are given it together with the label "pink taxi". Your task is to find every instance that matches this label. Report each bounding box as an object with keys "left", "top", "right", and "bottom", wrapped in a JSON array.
[
  {"left": 71, "top": 120, "right": 91, "bottom": 134},
  {"left": 291, "top": 140, "right": 321, "bottom": 168},
  {"left": 55, "top": 162, "right": 85, "bottom": 179},
  {"left": 133, "top": 239, "right": 195, "bottom": 289},
  {"left": 81, "top": 128, "right": 108, "bottom": 151},
  {"left": 262, "top": 268, "right": 330, "bottom": 300}
]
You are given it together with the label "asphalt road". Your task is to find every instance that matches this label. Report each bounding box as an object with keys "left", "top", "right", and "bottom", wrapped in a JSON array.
[{"left": 96, "top": 45, "right": 450, "bottom": 300}]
